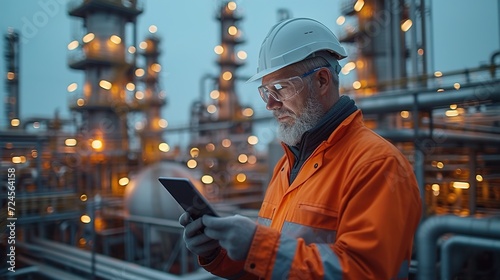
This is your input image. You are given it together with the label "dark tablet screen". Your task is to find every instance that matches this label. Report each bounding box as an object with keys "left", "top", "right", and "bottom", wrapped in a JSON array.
[{"left": 158, "top": 177, "right": 219, "bottom": 219}]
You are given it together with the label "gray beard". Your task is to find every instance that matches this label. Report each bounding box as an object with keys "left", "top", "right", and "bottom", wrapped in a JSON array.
[{"left": 275, "top": 92, "right": 324, "bottom": 146}]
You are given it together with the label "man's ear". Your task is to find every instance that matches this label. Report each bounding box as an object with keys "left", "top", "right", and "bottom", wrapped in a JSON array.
[{"left": 316, "top": 68, "right": 331, "bottom": 93}]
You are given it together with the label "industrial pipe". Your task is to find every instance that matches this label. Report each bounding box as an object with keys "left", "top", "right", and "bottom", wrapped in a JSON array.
[
  {"left": 416, "top": 215, "right": 500, "bottom": 280},
  {"left": 440, "top": 235, "right": 500, "bottom": 280},
  {"left": 356, "top": 79, "right": 500, "bottom": 113},
  {"left": 18, "top": 238, "right": 215, "bottom": 280}
]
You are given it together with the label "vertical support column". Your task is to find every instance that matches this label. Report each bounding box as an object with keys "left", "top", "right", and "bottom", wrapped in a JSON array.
[
  {"left": 413, "top": 93, "right": 425, "bottom": 220},
  {"left": 125, "top": 219, "right": 133, "bottom": 261},
  {"left": 409, "top": 0, "right": 419, "bottom": 86},
  {"left": 143, "top": 223, "right": 151, "bottom": 267},
  {"left": 468, "top": 147, "right": 477, "bottom": 215}
]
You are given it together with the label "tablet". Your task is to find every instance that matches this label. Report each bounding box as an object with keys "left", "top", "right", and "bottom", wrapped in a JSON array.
[{"left": 158, "top": 177, "right": 219, "bottom": 220}]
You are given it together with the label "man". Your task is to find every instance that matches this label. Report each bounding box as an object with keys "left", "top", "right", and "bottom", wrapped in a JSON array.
[{"left": 179, "top": 17, "right": 422, "bottom": 280}]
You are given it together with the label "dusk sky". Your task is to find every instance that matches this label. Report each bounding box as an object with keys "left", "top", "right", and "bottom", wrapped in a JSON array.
[{"left": 1, "top": 0, "right": 499, "bottom": 148}]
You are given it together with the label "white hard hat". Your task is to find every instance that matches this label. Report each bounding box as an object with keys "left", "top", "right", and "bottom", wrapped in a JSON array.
[{"left": 247, "top": 17, "right": 347, "bottom": 82}]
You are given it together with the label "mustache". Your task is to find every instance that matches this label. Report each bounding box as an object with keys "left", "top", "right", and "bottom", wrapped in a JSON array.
[{"left": 273, "top": 109, "right": 295, "bottom": 119}]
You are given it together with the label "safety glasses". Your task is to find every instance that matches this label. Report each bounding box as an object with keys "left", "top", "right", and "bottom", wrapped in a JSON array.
[{"left": 257, "top": 67, "right": 324, "bottom": 103}]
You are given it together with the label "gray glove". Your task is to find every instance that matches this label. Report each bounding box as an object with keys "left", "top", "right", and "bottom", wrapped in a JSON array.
[
  {"left": 202, "top": 215, "right": 257, "bottom": 261},
  {"left": 179, "top": 212, "right": 220, "bottom": 259}
]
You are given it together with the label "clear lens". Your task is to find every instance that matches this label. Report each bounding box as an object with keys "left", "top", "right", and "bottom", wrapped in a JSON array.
[{"left": 258, "top": 76, "right": 304, "bottom": 103}]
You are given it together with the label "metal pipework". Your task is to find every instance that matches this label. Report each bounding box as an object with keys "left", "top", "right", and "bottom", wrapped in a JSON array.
[
  {"left": 356, "top": 79, "right": 500, "bottom": 114},
  {"left": 440, "top": 235, "right": 500, "bottom": 280},
  {"left": 416, "top": 215, "right": 500, "bottom": 280}
]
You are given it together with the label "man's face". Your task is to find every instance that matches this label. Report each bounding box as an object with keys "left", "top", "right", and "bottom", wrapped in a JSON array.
[{"left": 262, "top": 67, "right": 325, "bottom": 146}]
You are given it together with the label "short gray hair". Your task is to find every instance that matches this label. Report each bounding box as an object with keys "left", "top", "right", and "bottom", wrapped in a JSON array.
[{"left": 292, "top": 52, "right": 340, "bottom": 87}]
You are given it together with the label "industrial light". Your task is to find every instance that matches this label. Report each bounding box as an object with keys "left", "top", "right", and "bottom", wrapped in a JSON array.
[
  {"left": 65, "top": 138, "right": 77, "bottom": 146},
  {"left": 128, "top": 46, "right": 136, "bottom": 54},
  {"left": 135, "top": 68, "right": 145, "bottom": 77},
  {"left": 91, "top": 140, "right": 103, "bottom": 150},
  {"left": 159, "top": 143, "right": 170, "bottom": 152},
  {"left": 210, "top": 90, "right": 220, "bottom": 99},
  {"left": 454, "top": 83, "right": 461, "bottom": 90},
  {"left": 222, "top": 139, "right": 232, "bottom": 147},
  {"left": 227, "top": 1, "right": 237, "bottom": 10},
  {"left": 476, "top": 175, "right": 483, "bottom": 182},
  {"left": 434, "top": 71, "right": 443, "bottom": 77},
  {"left": 237, "top": 50, "right": 247, "bottom": 60},
  {"left": 214, "top": 45, "right": 224, "bottom": 55},
  {"left": 126, "top": 83, "right": 135, "bottom": 91},
  {"left": 7, "top": 72, "right": 15, "bottom": 80},
  {"left": 222, "top": 71, "right": 233, "bottom": 80},
  {"left": 67, "top": 83, "right": 78, "bottom": 92},
  {"left": 77, "top": 99, "right": 85, "bottom": 106},
  {"left": 352, "top": 81, "right": 361, "bottom": 89},
  {"left": 201, "top": 175, "right": 214, "bottom": 184},
  {"left": 236, "top": 173, "right": 246, "bottom": 183},
  {"left": 68, "top": 40, "right": 79, "bottom": 50},
  {"left": 336, "top": 16, "right": 345, "bottom": 25},
  {"left": 190, "top": 147, "right": 200, "bottom": 158},
  {"left": 400, "top": 111, "right": 410, "bottom": 119},
  {"left": 445, "top": 110, "right": 459, "bottom": 117},
  {"left": 11, "top": 118, "right": 20, "bottom": 127},
  {"left": 228, "top": 26, "right": 238, "bottom": 36},
  {"left": 206, "top": 143, "right": 215, "bottom": 152},
  {"left": 247, "top": 135, "right": 259, "bottom": 145},
  {"left": 135, "top": 91, "right": 144, "bottom": 100},
  {"left": 99, "top": 80, "right": 112, "bottom": 90},
  {"left": 401, "top": 19, "right": 412, "bottom": 32},
  {"left": 187, "top": 159, "right": 197, "bottom": 169},
  {"left": 118, "top": 177, "right": 129, "bottom": 186},
  {"left": 110, "top": 35, "right": 121, "bottom": 44},
  {"left": 247, "top": 155, "right": 257, "bottom": 165},
  {"left": 82, "top": 33, "right": 95, "bottom": 43},
  {"left": 12, "top": 156, "right": 22, "bottom": 164},
  {"left": 242, "top": 107, "right": 254, "bottom": 117},
  {"left": 148, "top": 25, "right": 158, "bottom": 33},
  {"left": 452, "top": 182, "right": 470, "bottom": 189},
  {"left": 207, "top": 104, "right": 217, "bottom": 114},
  {"left": 139, "top": 41, "right": 148, "bottom": 49},
  {"left": 151, "top": 63, "right": 161, "bottom": 73},
  {"left": 158, "top": 119, "right": 168, "bottom": 128},
  {"left": 81, "top": 215, "right": 91, "bottom": 224},
  {"left": 354, "top": 0, "right": 364, "bottom": 12},
  {"left": 238, "top": 154, "right": 248, "bottom": 163}
]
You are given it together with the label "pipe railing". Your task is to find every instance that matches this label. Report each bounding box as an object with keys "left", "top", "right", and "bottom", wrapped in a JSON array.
[
  {"left": 440, "top": 235, "right": 500, "bottom": 280},
  {"left": 416, "top": 215, "right": 500, "bottom": 280}
]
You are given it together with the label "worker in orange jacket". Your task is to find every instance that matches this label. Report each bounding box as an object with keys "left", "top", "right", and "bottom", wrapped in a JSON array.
[{"left": 179, "top": 17, "right": 422, "bottom": 279}]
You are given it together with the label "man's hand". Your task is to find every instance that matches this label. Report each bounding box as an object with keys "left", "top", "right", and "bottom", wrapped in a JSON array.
[
  {"left": 179, "top": 212, "right": 220, "bottom": 259},
  {"left": 202, "top": 215, "right": 257, "bottom": 261}
]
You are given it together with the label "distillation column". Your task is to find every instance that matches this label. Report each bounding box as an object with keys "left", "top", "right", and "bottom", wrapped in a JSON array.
[
  {"left": 137, "top": 33, "right": 168, "bottom": 164},
  {"left": 67, "top": 0, "right": 142, "bottom": 195},
  {"left": 214, "top": 1, "right": 249, "bottom": 135},
  {"left": 4, "top": 29, "right": 20, "bottom": 129}
]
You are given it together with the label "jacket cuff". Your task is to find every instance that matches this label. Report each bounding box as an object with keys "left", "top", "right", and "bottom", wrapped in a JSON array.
[
  {"left": 199, "top": 247, "right": 226, "bottom": 268},
  {"left": 244, "top": 224, "right": 280, "bottom": 278}
]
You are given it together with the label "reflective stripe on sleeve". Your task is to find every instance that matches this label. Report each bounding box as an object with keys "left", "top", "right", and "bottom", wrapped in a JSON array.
[
  {"left": 271, "top": 236, "right": 297, "bottom": 280},
  {"left": 257, "top": 217, "right": 271, "bottom": 226},
  {"left": 281, "top": 221, "right": 337, "bottom": 244},
  {"left": 316, "top": 243, "right": 343, "bottom": 279}
]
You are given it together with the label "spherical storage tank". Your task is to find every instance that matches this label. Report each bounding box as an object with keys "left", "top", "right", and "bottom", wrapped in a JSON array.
[{"left": 124, "top": 161, "right": 204, "bottom": 262}]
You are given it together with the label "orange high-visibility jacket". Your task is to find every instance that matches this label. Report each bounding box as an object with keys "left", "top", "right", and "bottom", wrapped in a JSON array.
[{"left": 202, "top": 110, "right": 422, "bottom": 279}]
